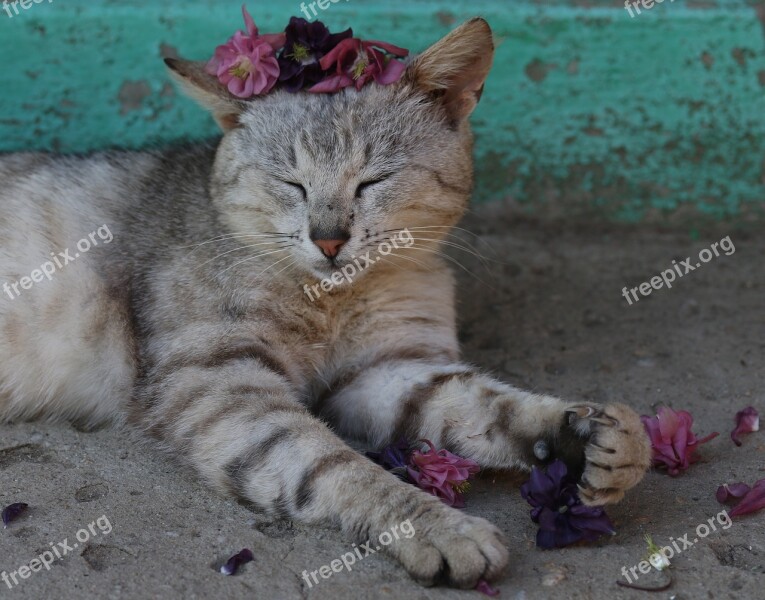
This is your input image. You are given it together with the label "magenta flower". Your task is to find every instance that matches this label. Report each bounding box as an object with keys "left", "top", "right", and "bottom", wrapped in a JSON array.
[
  {"left": 206, "top": 5, "right": 285, "bottom": 98},
  {"left": 729, "top": 478, "right": 765, "bottom": 518},
  {"left": 406, "top": 439, "right": 479, "bottom": 508},
  {"left": 716, "top": 482, "right": 751, "bottom": 504},
  {"left": 640, "top": 407, "right": 719, "bottom": 476},
  {"left": 731, "top": 406, "right": 759, "bottom": 447},
  {"left": 310, "top": 38, "right": 409, "bottom": 93}
]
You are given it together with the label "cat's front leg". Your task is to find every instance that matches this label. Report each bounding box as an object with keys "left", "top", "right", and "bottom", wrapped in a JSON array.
[
  {"left": 321, "top": 363, "right": 652, "bottom": 505},
  {"left": 132, "top": 349, "right": 508, "bottom": 587}
]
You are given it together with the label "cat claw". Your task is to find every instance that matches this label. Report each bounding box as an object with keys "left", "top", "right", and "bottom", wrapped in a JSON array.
[{"left": 566, "top": 405, "right": 620, "bottom": 427}]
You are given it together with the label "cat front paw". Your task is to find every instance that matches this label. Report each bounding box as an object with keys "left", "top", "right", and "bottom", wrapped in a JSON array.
[
  {"left": 385, "top": 495, "right": 508, "bottom": 588},
  {"left": 564, "top": 403, "right": 652, "bottom": 505}
]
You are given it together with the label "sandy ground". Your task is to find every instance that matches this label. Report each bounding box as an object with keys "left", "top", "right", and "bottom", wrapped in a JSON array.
[{"left": 1, "top": 202, "right": 763, "bottom": 600}]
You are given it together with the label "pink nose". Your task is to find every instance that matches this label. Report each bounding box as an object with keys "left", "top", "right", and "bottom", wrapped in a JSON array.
[{"left": 314, "top": 239, "right": 346, "bottom": 258}]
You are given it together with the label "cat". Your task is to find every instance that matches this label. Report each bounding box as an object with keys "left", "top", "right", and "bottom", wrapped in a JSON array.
[{"left": 0, "top": 18, "right": 651, "bottom": 588}]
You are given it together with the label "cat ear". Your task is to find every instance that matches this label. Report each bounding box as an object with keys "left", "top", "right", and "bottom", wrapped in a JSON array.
[
  {"left": 408, "top": 18, "right": 494, "bottom": 122},
  {"left": 164, "top": 58, "right": 245, "bottom": 131}
]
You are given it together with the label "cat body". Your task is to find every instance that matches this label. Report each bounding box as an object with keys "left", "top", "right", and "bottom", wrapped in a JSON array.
[{"left": 0, "top": 19, "right": 651, "bottom": 587}]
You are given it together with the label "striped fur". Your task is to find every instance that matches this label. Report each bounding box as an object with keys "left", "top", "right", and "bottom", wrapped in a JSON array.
[{"left": 0, "top": 19, "right": 650, "bottom": 587}]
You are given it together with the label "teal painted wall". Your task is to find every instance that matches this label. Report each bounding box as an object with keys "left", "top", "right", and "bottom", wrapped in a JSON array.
[{"left": 1, "top": 0, "right": 764, "bottom": 222}]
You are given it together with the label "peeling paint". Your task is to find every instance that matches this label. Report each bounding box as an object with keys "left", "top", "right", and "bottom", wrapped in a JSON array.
[
  {"left": 117, "top": 81, "right": 152, "bottom": 115},
  {"left": 524, "top": 59, "right": 557, "bottom": 83}
]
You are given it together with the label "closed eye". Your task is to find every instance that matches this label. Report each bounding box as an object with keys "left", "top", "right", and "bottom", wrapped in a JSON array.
[
  {"left": 355, "top": 175, "right": 392, "bottom": 198},
  {"left": 281, "top": 180, "right": 307, "bottom": 201}
]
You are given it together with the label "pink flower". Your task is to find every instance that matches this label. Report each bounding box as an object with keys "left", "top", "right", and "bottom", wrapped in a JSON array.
[
  {"left": 731, "top": 406, "right": 759, "bottom": 447},
  {"left": 729, "top": 478, "right": 765, "bottom": 518},
  {"left": 309, "top": 38, "right": 408, "bottom": 93},
  {"left": 407, "top": 440, "right": 479, "bottom": 508},
  {"left": 640, "top": 407, "right": 719, "bottom": 476},
  {"left": 205, "top": 5, "right": 286, "bottom": 98}
]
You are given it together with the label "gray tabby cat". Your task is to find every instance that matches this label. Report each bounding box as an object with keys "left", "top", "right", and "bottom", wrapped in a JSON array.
[{"left": 0, "top": 19, "right": 651, "bottom": 587}]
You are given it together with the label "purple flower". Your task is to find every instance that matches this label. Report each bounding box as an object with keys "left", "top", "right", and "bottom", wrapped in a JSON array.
[
  {"left": 406, "top": 440, "right": 480, "bottom": 508},
  {"left": 277, "top": 17, "right": 353, "bottom": 92},
  {"left": 716, "top": 482, "right": 751, "bottom": 504},
  {"left": 2, "top": 503, "right": 28, "bottom": 529},
  {"left": 205, "top": 5, "right": 285, "bottom": 98},
  {"left": 640, "top": 407, "right": 719, "bottom": 476},
  {"left": 521, "top": 460, "right": 615, "bottom": 549},
  {"left": 220, "top": 548, "right": 254, "bottom": 575},
  {"left": 366, "top": 437, "right": 413, "bottom": 480},
  {"left": 731, "top": 406, "right": 759, "bottom": 447},
  {"left": 310, "top": 38, "right": 409, "bottom": 93}
]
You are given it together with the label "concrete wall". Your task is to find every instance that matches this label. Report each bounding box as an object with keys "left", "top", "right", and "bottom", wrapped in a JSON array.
[{"left": 1, "top": 0, "right": 763, "bottom": 222}]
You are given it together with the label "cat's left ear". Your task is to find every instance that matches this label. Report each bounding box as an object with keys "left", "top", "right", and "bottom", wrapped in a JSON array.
[
  {"left": 407, "top": 18, "right": 494, "bottom": 122},
  {"left": 164, "top": 58, "right": 245, "bottom": 131}
]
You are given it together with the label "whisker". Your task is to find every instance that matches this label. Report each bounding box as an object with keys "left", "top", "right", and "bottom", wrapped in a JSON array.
[
  {"left": 254, "top": 254, "right": 296, "bottom": 279},
  {"left": 376, "top": 252, "right": 432, "bottom": 272},
  {"left": 405, "top": 244, "right": 497, "bottom": 290},
  {"left": 270, "top": 259, "right": 298, "bottom": 280},
  {"left": 382, "top": 225, "right": 483, "bottom": 240},
  {"left": 409, "top": 235, "right": 493, "bottom": 269},
  {"left": 402, "top": 228, "right": 501, "bottom": 260},
  {"left": 218, "top": 247, "right": 290, "bottom": 276},
  {"left": 178, "top": 233, "right": 293, "bottom": 251},
  {"left": 198, "top": 241, "right": 293, "bottom": 267}
]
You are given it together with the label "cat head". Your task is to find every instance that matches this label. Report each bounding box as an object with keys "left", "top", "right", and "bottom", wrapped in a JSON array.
[{"left": 166, "top": 18, "right": 494, "bottom": 281}]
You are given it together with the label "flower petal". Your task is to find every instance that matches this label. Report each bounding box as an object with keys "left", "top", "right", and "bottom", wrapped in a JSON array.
[
  {"left": 731, "top": 406, "right": 759, "bottom": 447},
  {"left": 716, "top": 482, "right": 752, "bottom": 504},
  {"left": 729, "top": 480, "right": 765, "bottom": 518},
  {"left": 220, "top": 548, "right": 254, "bottom": 575},
  {"left": 2, "top": 503, "right": 28, "bottom": 528},
  {"left": 362, "top": 39, "right": 410, "bottom": 57},
  {"left": 309, "top": 74, "right": 353, "bottom": 93},
  {"left": 373, "top": 57, "right": 407, "bottom": 85},
  {"left": 241, "top": 4, "right": 258, "bottom": 38},
  {"left": 475, "top": 579, "right": 501, "bottom": 596}
]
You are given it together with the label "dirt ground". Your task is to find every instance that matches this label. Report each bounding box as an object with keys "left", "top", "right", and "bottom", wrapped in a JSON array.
[{"left": 1, "top": 201, "right": 763, "bottom": 600}]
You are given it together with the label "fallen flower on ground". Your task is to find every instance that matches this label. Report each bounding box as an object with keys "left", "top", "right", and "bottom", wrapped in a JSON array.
[
  {"left": 407, "top": 440, "right": 480, "bottom": 508},
  {"left": 645, "top": 535, "right": 671, "bottom": 570},
  {"left": 366, "top": 437, "right": 413, "bottom": 480},
  {"left": 2, "top": 503, "right": 28, "bottom": 528},
  {"left": 727, "top": 479, "right": 765, "bottom": 518},
  {"left": 716, "top": 482, "right": 751, "bottom": 504},
  {"left": 731, "top": 406, "right": 759, "bottom": 447},
  {"left": 640, "top": 406, "right": 719, "bottom": 476},
  {"left": 368, "top": 438, "right": 480, "bottom": 507},
  {"left": 521, "top": 460, "right": 615, "bottom": 549},
  {"left": 220, "top": 548, "right": 254, "bottom": 575}
]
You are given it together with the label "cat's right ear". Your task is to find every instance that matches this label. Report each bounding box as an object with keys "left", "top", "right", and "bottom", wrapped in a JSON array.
[
  {"left": 164, "top": 58, "right": 245, "bottom": 131},
  {"left": 407, "top": 18, "right": 495, "bottom": 123}
]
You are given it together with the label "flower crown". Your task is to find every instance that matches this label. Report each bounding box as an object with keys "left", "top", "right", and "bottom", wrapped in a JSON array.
[{"left": 206, "top": 4, "right": 410, "bottom": 98}]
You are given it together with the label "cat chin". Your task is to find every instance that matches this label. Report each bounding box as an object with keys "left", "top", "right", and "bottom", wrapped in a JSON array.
[{"left": 307, "top": 260, "right": 370, "bottom": 285}]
